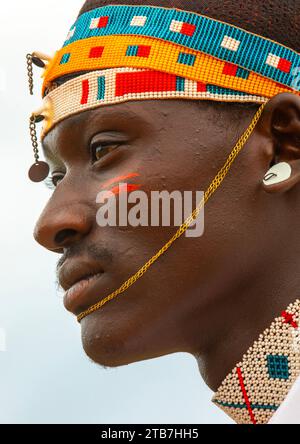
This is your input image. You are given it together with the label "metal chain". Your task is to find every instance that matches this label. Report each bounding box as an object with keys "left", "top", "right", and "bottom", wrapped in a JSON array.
[
  {"left": 26, "top": 54, "right": 34, "bottom": 95},
  {"left": 29, "top": 115, "right": 39, "bottom": 163},
  {"left": 77, "top": 102, "right": 267, "bottom": 322}
]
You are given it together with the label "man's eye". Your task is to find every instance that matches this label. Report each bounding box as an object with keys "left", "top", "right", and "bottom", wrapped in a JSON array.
[
  {"left": 44, "top": 172, "right": 65, "bottom": 189},
  {"left": 90, "top": 143, "right": 120, "bottom": 163}
]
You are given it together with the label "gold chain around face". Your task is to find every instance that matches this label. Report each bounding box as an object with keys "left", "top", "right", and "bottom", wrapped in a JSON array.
[
  {"left": 76, "top": 103, "right": 266, "bottom": 322},
  {"left": 26, "top": 54, "right": 34, "bottom": 95},
  {"left": 29, "top": 115, "right": 39, "bottom": 163}
]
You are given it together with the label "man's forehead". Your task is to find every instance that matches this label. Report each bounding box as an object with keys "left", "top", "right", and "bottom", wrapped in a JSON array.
[{"left": 41, "top": 104, "right": 129, "bottom": 159}]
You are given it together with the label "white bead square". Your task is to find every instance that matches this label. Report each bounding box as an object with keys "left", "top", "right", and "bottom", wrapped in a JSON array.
[
  {"left": 266, "top": 53, "right": 280, "bottom": 68},
  {"left": 185, "top": 79, "right": 198, "bottom": 94},
  {"left": 170, "top": 20, "right": 183, "bottom": 33},
  {"left": 90, "top": 17, "right": 100, "bottom": 29},
  {"left": 66, "top": 27, "right": 75, "bottom": 40},
  {"left": 221, "top": 35, "right": 241, "bottom": 52},
  {"left": 130, "top": 15, "right": 147, "bottom": 27}
]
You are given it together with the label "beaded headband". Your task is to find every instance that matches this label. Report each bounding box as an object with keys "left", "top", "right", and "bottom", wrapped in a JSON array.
[{"left": 27, "top": 4, "right": 300, "bottom": 178}]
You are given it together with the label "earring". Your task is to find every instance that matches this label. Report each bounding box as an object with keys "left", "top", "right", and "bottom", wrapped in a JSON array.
[
  {"left": 263, "top": 162, "right": 292, "bottom": 186},
  {"left": 28, "top": 113, "right": 50, "bottom": 182}
]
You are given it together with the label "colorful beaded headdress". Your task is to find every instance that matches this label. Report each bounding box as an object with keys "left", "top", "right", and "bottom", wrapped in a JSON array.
[{"left": 27, "top": 4, "right": 300, "bottom": 174}]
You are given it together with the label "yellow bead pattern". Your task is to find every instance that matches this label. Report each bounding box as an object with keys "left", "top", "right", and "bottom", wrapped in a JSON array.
[{"left": 42, "top": 34, "right": 297, "bottom": 100}]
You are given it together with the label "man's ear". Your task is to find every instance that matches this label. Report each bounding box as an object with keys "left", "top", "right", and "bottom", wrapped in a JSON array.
[{"left": 260, "top": 93, "right": 300, "bottom": 194}]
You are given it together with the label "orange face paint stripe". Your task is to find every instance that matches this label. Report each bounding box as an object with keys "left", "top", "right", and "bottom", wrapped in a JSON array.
[
  {"left": 100, "top": 184, "right": 141, "bottom": 200},
  {"left": 101, "top": 173, "right": 140, "bottom": 189},
  {"left": 112, "top": 184, "right": 141, "bottom": 195}
]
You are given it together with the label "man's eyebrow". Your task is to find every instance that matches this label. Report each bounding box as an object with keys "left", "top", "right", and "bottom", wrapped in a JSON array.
[{"left": 40, "top": 106, "right": 146, "bottom": 162}]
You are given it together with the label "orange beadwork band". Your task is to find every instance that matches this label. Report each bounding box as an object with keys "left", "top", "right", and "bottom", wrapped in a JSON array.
[{"left": 42, "top": 35, "right": 297, "bottom": 100}]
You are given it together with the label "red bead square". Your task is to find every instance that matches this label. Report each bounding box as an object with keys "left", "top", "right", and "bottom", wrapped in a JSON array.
[
  {"left": 89, "top": 46, "right": 105, "bottom": 58},
  {"left": 277, "top": 58, "right": 292, "bottom": 73},
  {"left": 81, "top": 79, "right": 89, "bottom": 105},
  {"left": 181, "top": 23, "right": 196, "bottom": 37},
  {"left": 137, "top": 45, "right": 151, "bottom": 57},
  {"left": 197, "top": 82, "right": 207, "bottom": 92},
  {"left": 222, "top": 62, "right": 238, "bottom": 76},
  {"left": 97, "top": 16, "right": 109, "bottom": 28},
  {"left": 116, "top": 71, "right": 177, "bottom": 96}
]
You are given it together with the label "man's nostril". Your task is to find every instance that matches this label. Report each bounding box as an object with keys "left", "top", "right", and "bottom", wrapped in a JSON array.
[{"left": 55, "top": 228, "right": 78, "bottom": 246}]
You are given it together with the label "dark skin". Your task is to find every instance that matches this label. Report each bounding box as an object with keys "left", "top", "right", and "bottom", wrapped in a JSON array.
[{"left": 34, "top": 92, "right": 300, "bottom": 391}]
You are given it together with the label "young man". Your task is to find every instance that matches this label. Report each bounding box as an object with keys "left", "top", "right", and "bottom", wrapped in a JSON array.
[{"left": 29, "top": 0, "right": 300, "bottom": 423}]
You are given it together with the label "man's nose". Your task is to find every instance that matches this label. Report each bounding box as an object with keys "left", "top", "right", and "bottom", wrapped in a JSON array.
[{"left": 34, "top": 200, "right": 94, "bottom": 252}]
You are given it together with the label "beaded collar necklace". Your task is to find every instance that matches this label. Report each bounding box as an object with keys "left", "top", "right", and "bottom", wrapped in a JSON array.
[{"left": 213, "top": 299, "right": 300, "bottom": 424}]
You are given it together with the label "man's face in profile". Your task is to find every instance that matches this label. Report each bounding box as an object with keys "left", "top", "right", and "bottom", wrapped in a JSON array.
[
  {"left": 27, "top": 0, "right": 300, "bottom": 412},
  {"left": 34, "top": 96, "right": 266, "bottom": 375}
]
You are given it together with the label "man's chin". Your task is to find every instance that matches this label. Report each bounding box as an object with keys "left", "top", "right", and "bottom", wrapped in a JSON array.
[
  {"left": 79, "top": 307, "right": 151, "bottom": 368},
  {"left": 77, "top": 293, "right": 184, "bottom": 367}
]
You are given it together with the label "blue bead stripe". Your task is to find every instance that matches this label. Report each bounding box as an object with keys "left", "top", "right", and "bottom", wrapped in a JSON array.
[
  {"left": 236, "top": 67, "right": 250, "bottom": 80},
  {"left": 60, "top": 53, "right": 71, "bottom": 64},
  {"left": 97, "top": 76, "right": 105, "bottom": 100},
  {"left": 176, "top": 76, "right": 185, "bottom": 91},
  {"left": 207, "top": 85, "right": 248, "bottom": 96},
  {"left": 177, "top": 52, "right": 196, "bottom": 66},
  {"left": 62, "top": 5, "right": 300, "bottom": 89},
  {"left": 126, "top": 45, "right": 139, "bottom": 56},
  {"left": 214, "top": 400, "right": 278, "bottom": 411}
]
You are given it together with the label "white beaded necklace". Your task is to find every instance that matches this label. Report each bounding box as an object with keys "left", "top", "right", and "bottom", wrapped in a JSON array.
[{"left": 213, "top": 299, "right": 300, "bottom": 424}]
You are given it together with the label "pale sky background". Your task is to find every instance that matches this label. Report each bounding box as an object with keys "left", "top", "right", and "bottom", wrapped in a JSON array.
[{"left": 0, "top": 0, "right": 232, "bottom": 424}]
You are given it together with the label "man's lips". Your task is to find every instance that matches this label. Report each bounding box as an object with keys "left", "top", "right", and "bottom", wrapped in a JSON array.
[
  {"left": 58, "top": 260, "right": 104, "bottom": 315},
  {"left": 63, "top": 273, "right": 104, "bottom": 315}
]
